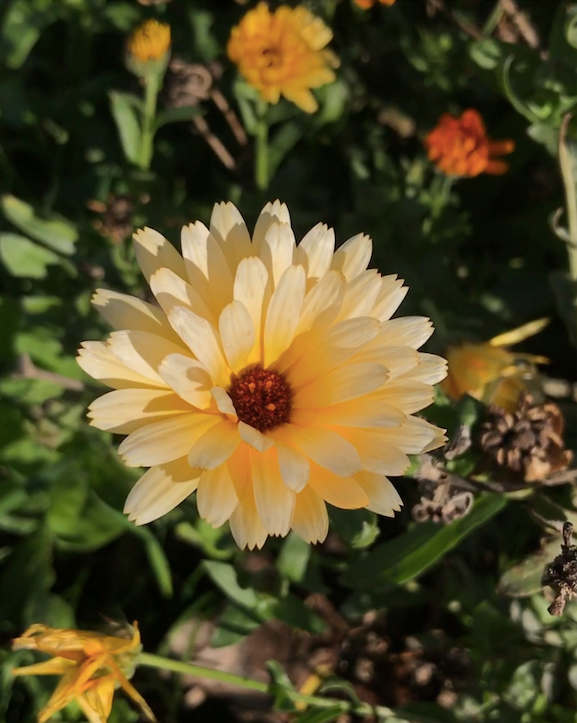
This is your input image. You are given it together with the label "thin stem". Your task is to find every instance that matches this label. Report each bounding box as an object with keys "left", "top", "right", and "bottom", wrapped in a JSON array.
[
  {"left": 138, "top": 71, "right": 160, "bottom": 171},
  {"left": 559, "top": 115, "right": 577, "bottom": 283},
  {"left": 254, "top": 100, "right": 270, "bottom": 191},
  {"left": 139, "top": 653, "right": 379, "bottom": 715}
]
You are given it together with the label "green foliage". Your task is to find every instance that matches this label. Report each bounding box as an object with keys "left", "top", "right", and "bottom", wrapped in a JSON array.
[{"left": 0, "top": 0, "right": 576, "bottom": 722}]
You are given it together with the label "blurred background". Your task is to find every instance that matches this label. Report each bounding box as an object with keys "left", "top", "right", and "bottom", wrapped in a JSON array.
[{"left": 1, "top": 1, "right": 576, "bottom": 722}]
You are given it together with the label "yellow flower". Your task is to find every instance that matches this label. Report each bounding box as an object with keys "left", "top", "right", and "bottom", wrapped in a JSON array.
[
  {"left": 12, "top": 623, "right": 154, "bottom": 723},
  {"left": 442, "top": 318, "right": 549, "bottom": 412},
  {"left": 127, "top": 19, "right": 171, "bottom": 63},
  {"left": 78, "top": 201, "right": 447, "bottom": 549},
  {"left": 227, "top": 3, "right": 338, "bottom": 113}
]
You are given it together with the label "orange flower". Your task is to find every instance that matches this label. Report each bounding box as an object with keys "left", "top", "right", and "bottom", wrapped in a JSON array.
[
  {"left": 425, "top": 109, "right": 515, "bottom": 177},
  {"left": 12, "top": 623, "right": 155, "bottom": 723},
  {"left": 352, "top": 0, "right": 395, "bottom": 8},
  {"left": 227, "top": 3, "right": 338, "bottom": 113},
  {"left": 127, "top": 19, "right": 171, "bottom": 63},
  {"left": 442, "top": 319, "right": 549, "bottom": 412}
]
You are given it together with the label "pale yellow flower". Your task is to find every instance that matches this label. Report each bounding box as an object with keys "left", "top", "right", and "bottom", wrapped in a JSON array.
[
  {"left": 442, "top": 318, "right": 549, "bottom": 412},
  {"left": 227, "top": 3, "right": 338, "bottom": 113},
  {"left": 12, "top": 623, "right": 154, "bottom": 723},
  {"left": 127, "top": 19, "right": 171, "bottom": 63},
  {"left": 78, "top": 201, "right": 447, "bottom": 549}
]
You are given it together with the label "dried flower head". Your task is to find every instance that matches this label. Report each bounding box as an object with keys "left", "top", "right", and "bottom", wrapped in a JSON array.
[
  {"left": 543, "top": 522, "right": 577, "bottom": 616},
  {"left": 78, "top": 200, "right": 447, "bottom": 549},
  {"left": 479, "top": 393, "right": 573, "bottom": 483},
  {"left": 12, "top": 623, "right": 154, "bottom": 723},
  {"left": 127, "top": 19, "right": 171, "bottom": 63},
  {"left": 88, "top": 194, "right": 134, "bottom": 245},
  {"left": 227, "top": 3, "right": 338, "bottom": 113},
  {"left": 442, "top": 318, "right": 549, "bottom": 412},
  {"left": 425, "top": 109, "right": 515, "bottom": 177}
]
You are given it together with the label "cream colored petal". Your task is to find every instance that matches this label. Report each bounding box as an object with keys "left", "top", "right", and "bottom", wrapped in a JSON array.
[
  {"left": 118, "top": 412, "right": 218, "bottom": 467},
  {"left": 124, "top": 457, "right": 201, "bottom": 525},
  {"left": 264, "top": 265, "right": 306, "bottom": 367},
  {"left": 371, "top": 275, "right": 408, "bottom": 321},
  {"left": 296, "top": 270, "right": 344, "bottom": 333},
  {"left": 158, "top": 353, "right": 213, "bottom": 409},
  {"left": 180, "top": 222, "right": 233, "bottom": 318},
  {"left": 294, "top": 223, "right": 335, "bottom": 280},
  {"left": 238, "top": 421, "right": 274, "bottom": 452},
  {"left": 133, "top": 227, "right": 186, "bottom": 282},
  {"left": 293, "top": 361, "right": 386, "bottom": 408},
  {"left": 233, "top": 256, "right": 270, "bottom": 365},
  {"left": 196, "top": 464, "right": 239, "bottom": 527},
  {"left": 226, "top": 442, "right": 252, "bottom": 497},
  {"left": 402, "top": 353, "right": 448, "bottom": 384},
  {"left": 268, "top": 436, "right": 310, "bottom": 492},
  {"left": 337, "top": 270, "right": 382, "bottom": 320},
  {"left": 77, "top": 341, "right": 164, "bottom": 390},
  {"left": 287, "top": 318, "right": 380, "bottom": 389},
  {"left": 375, "top": 380, "right": 435, "bottom": 414},
  {"left": 210, "top": 201, "right": 253, "bottom": 269},
  {"left": 150, "top": 267, "right": 215, "bottom": 324},
  {"left": 308, "top": 463, "right": 369, "bottom": 509},
  {"left": 229, "top": 481, "right": 269, "bottom": 550},
  {"left": 88, "top": 389, "right": 193, "bottom": 434},
  {"left": 92, "top": 289, "right": 175, "bottom": 339},
  {"left": 331, "top": 233, "right": 372, "bottom": 281},
  {"left": 252, "top": 200, "right": 291, "bottom": 254},
  {"left": 107, "top": 330, "right": 186, "bottom": 386},
  {"left": 211, "top": 387, "right": 237, "bottom": 418},
  {"left": 187, "top": 418, "right": 240, "bottom": 470},
  {"left": 291, "top": 396, "right": 405, "bottom": 429},
  {"left": 167, "top": 306, "right": 230, "bottom": 387},
  {"left": 252, "top": 447, "right": 295, "bottom": 536},
  {"left": 379, "top": 416, "right": 446, "bottom": 454},
  {"left": 380, "top": 317, "right": 434, "bottom": 350},
  {"left": 337, "top": 428, "right": 410, "bottom": 475},
  {"left": 355, "top": 471, "right": 402, "bottom": 517},
  {"left": 219, "top": 301, "right": 255, "bottom": 374},
  {"left": 261, "top": 222, "right": 296, "bottom": 288},
  {"left": 274, "top": 424, "right": 362, "bottom": 477},
  {"left": 291, "top": 485, "right": 328, "bottom": 544}
]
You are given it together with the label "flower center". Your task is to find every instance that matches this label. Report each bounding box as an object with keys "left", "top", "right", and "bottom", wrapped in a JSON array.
[
  {"left": 261, "top": 47, "right": 282, "bottom": 68},
  {"left": 228, "top": 366, "right": 292, "bottom": 433}
]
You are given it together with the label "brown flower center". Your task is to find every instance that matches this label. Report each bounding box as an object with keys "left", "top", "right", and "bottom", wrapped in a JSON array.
[
  {"left": 261, "top": 47, "right": 282, "bottom": 68},
  {"left": 228, "top": 366, "right": 292, "bottom": 433}
]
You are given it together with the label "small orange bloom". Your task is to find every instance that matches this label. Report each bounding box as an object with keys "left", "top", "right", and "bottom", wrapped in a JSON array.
[
  {"left": 12, "top": 623, "right": 155, "bottom": 723},
  {"left": 425, "top": 109, "right": 515, "bottom": 177},
  {"left": 353, "top": 0, "right": 395, "bottom": 8},
  {"left": 227, "top": 3, "right": 338, "bottom": 113},
  {"left": 127, "top": 19, "right": 171, "bottom": 63},
  {"left": 442, "top": 319, "right": 549, "bottom": 412}
]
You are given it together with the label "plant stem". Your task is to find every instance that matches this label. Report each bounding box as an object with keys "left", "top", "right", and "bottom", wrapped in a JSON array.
[
  {"left": 139, "top": 652, "right": 381, "bottom": 716},
  {"left": 559, "top": 115, "right": 577, "bottom": 282},
  {"left": 138, "top": 70, "right": 160, "bottom": 171},
  {"left": 255, "top": 101, "right": 270, "bottom": 191}
]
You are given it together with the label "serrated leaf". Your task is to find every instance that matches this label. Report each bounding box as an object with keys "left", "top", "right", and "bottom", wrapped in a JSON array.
[
  {"left": 0, "top": 195, "right": 77, "bottom": 254},
  {"left": 0, "top": 233, "right": 60, "bottom": 278}
]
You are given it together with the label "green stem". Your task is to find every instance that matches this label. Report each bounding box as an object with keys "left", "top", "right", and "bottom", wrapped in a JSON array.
[
  {"left": 481, "top": 1, "right": 506, "bottom": 37},
  {"left": 138, "top": 71, "right": 160, "bottom": 171},
  {"left": 255, "top": 101, "right": 270, "bottom": 191},
  {"left": 559, "top": 115, "right": 577, "bottom": 282},
  {"left": 139, "top": 653, "right": 381, "bottom": 716}
]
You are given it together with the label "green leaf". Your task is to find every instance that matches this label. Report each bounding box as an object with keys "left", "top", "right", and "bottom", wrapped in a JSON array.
[
  {"left": 109, "top": 91, "right": 142, "bottom": 165},
  {"left": 203, "top": 560, "right": 259, "bottom": 608},
  {"left": 295, "top": 708, "right": 345, "bottom": 723},
  {"left": 342, "top": 494, "right": 507, "bottom": 589},
  {"left": 211, "top": 604, "right": 261, "bottom": 647},
  {"left": 498, "top": 540, "right": 561, "bottom": 598},
  {"left": 0, "top": 233, "right": 60, "bottom": 278},
  {"left": 129, "top": 525, "right": 174, "bottom": 598},
  {"left": 266, "top": 660, "right": 298, "bottom": 712},
  {"left": 0, "top": 0, "right": 59, "bottom": 69},
  {"left": 271, "top": 594, "right": 326, "bottom": 634},
  {"left": 469, "top": 38, "right": 504, "bottom": 70},
  {"left": 0, "top": 195, "right": 78, "bottom": 254},
  {"left": 269, "top": 122, "right": 304, "bottom": 177},
  {"left": 155, "top": 105, "right": 201, "bottom": 129},
  {"left": 329, "top": 508, "right": 380, "bottom": 549},
  {"left": 277, "top": 532, "right": 311, "bottom": 583}
]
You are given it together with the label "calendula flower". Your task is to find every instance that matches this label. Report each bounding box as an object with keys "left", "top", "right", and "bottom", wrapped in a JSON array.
[
  {"left": 12, "top": 623, "right": 154, "bottom": 723},
  {"left": 78, "top": 200, "right": 447, "bottom": 549},
  {"left": 127, "top": 19, "right": 171, "bottom": 63},
  {"left": 425, "top": 109, "right": 515, "bottom": 177},
  {"left": 352, "top": 0, "right": 395, "bottom": 8},
  {"left": 227, "top": 3, "right": 338, "bottom": 113},
  {"left": 442, "top": 318, "right": 549, "bottom": 412}
]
